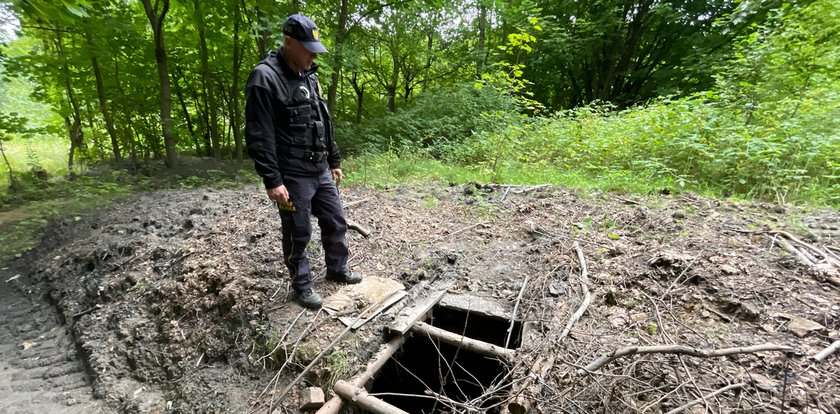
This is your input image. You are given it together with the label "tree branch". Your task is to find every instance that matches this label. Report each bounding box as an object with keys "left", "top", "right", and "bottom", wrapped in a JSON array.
[{"left": 583, "top": 343, "right": 794, "bottom": 373}]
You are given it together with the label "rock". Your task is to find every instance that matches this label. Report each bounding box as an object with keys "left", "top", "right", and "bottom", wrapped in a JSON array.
[
  {"left": 787, "top": 317, "right": 824, "bottom": 337},
  {"left": 300, "top": 387, "right": 325, "bottom": 410},
  {"left": 738, "top": 303, "right": 761, "bottom": 321},
  {"left": 749, "top": 373, "right": 778, "bottom": 392},
  {"left": 548, "top": 283, "right": 566, "bottom": 297}
]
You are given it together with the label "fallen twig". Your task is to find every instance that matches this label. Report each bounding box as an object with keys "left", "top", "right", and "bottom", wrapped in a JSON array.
[
  {"left": 344, "top": 197, "right": 373, "bottom": 209},
  {"left": 430, "top": 221, "right": 489, "bottom": 242},
  {"left": 346, "top": 218, "right": 372, "bottom": 238},
  {"left": 559, "top": 243, "right": 591, "bottom": 342},
  {"left": 505, "top": 276, "right": 529, "bottom": 349},
  {"left": 663, "top": 382, "right": 745, "bottom": 414},
  {"left": 811, "top": 339, "right": 840, "bottom": 362},
  {"left": 583, "top": 343, "right": 794, "bottom": 373},
  {"left": 271, "top": 296, "right": 392, "bottom": 408}
]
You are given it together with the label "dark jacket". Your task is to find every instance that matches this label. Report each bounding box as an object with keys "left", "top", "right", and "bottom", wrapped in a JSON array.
[{"left": 244, "top": 49, "right": 340, "bottom": 189}]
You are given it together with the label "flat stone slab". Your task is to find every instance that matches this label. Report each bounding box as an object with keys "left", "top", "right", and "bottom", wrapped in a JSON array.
[{"left": 438, "top": 293, "right": 513, "bottom": 320}]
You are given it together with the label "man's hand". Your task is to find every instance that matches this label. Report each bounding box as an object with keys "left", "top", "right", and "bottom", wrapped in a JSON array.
[
  {"left": 330, "top": 168, "right": 344, "bottom": 186},
  {"left": 266, "top": 185, "right": 289, "bottom": 203}
]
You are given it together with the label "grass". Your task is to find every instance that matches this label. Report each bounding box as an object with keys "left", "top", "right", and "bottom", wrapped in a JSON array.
[
  {"left": 0, "top": 134, "right": 68, "bottom": 187},
  {"left": 343, "top": 151, "right": 721, "bottom": 200}
]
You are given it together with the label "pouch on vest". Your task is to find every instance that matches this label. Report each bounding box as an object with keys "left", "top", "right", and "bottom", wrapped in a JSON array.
[{"left": 289, "top": 104, "right": 312, "bottom": 124}]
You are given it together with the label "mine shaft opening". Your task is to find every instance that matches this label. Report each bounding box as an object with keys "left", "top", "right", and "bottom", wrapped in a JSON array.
[{"left": 368, "top": 306, "right": 523, "bottom": 413}]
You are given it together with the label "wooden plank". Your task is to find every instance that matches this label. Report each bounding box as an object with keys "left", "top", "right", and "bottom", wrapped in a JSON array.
[
  {"left": 411, "top": 321, "right": 516, "bottom": 361},
  {"left": 387, "top": 288, "right": 448, "bottom": 335}
]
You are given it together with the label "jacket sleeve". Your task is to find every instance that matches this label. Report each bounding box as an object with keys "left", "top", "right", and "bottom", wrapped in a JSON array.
[{"left": 245, "top": 77, "right": 284, "bottom": 189}]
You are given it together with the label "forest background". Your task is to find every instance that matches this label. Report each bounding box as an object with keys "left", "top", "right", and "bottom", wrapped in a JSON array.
[{"left": 0, "top": 0, "right": 837, "bottom": 220}]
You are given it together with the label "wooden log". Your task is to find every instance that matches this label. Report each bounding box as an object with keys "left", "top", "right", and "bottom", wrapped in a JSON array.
[
  {"left": 316, "top": 336, "right": 406, "bottom": 414},
  {"left": 811, "top": 339, "right": 840, "bottom": 362},
  {"left": 346, "top": 218, "right": 372, "bottom": 238},
  {"left": 333, "top": 380, "right": 410, "bottom": 414},
  {"left": 411, "top": 321, "right": 516, "bottom": 361}
]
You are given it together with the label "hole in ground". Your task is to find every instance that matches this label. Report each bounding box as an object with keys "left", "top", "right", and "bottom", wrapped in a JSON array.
[{"left": 368, "top": 306, "right": 522, "bottom": 413}]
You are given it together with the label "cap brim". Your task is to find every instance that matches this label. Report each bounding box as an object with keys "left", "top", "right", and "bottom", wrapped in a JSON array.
[{"left": 301, "top": 41, "right": 328, "bottom": 54}]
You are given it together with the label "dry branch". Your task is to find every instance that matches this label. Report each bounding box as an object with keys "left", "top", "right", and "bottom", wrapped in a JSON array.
[
  {"left": 333, "top": 380, "right": 410, "bottom": 414},
  {"left": 346, "top": 218, "right": 372, "bottom": 238},
  {"left": 344, "top": 197, "right": 373, "bottom": 209},
  {"left": 411, "top": 321, "right": 516, "bottom": 361},
  {"left": 583, "top": 343, "right": 794, "bottom": 373},
  {"left": 559, "top": 242, "right": 591, "bottom": 342},
  {"left": 430, "top": 221, "right": 489, "bottom": 242},
  {"left": 316, "top": 336, "right": 406, "bottom": 414},
  {"left": 273, "top": 297, "right": 394, "bottom": 404},
  {"left": 505, "top": 276, "right": 529, "bottom": 349},
  {"left": 811, "top": 340, "right": 840, "bottom": 362},
  {"left": 663, "top": 382, "right": 745, "bottom": 414}
]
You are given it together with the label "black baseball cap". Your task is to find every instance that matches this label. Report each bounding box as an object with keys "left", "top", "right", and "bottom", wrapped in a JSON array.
[{"left": 282, "top": 14, "right": 328, "bottom": 54}]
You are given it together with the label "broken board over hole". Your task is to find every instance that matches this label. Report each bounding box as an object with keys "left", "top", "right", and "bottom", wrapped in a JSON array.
[{"left": 371, "top": 294, "right": 523, "bottom": 413}]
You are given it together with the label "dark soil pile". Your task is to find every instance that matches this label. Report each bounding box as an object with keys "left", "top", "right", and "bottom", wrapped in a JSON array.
[{"left": 13, "top": 183, "right": 840, "bottom": 413}]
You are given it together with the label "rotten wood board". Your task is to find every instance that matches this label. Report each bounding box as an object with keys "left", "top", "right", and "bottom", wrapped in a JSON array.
[{"left": 387, "top": 287, "right": 450, "bottom": 335}]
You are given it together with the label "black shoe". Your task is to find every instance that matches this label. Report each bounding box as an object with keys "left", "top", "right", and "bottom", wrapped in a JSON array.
[
  {"left": 295, "top": 288, "right": 323, "bottom": 309},
  {"left": 326, "top": 270, "right": 363, "bottom": 284}
]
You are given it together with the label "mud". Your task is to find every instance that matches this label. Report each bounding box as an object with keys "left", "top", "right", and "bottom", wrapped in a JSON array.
[{"left": 1, "top": 182, "right": 838, "bottom": 413}]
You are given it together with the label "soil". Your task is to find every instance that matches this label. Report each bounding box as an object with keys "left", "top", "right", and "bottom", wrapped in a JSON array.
[{"left": 0, "top": 182, "right": 838, "bottom": 413}]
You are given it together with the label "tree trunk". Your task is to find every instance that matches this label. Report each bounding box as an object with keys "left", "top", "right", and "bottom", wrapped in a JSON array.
[
  {"left": 194, "top": 0, "right": 220, "bottom": 160},
  {"left": 140, "top": 0, "right": 177, "bottom": 168},
  {"left": 84, "top": 25, "right": 121, "bottom": 162},
  {"left": 230, "top": 0, "right": 244, "bottom": 160},
  {"left": 171, "top": 69, "right": 198, "bottom": 154},
  {"left": 350, "top": 72, "right": 365, "bottom": 123},
  {"left": 254, "top": 3, "right": 269, "bottom": 58},
  {"left": 476, "top": 2, "right": 487, "bottom": 77},
  {"left": 327, "top": 0, "right": 349, "bottom": 114},
  {"left": 0, "top": 139, "right": 17, "bottom": 190},
  {"left": 55, "top": 33, "right": 84, "bottom": 171}
]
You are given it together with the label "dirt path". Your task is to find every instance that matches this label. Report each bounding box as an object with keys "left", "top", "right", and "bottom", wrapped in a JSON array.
[
  {"left": 0, "top": 267, "right": 104, "bottom": 413},
  {"left": 1, "top": 183, "right": 838, "bottom": 413}
]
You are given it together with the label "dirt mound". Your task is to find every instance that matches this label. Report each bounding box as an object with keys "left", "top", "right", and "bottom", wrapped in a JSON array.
[{"left": 9, "top": 183, "right": 840, "bottom": 413}]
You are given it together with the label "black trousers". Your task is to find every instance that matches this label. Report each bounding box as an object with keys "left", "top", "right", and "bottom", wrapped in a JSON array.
[{"left": 277, "top": 170, "right": 349, "bottom": 293}]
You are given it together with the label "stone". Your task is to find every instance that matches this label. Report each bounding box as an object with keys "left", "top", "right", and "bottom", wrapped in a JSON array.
[
  {"left": 548, "top": 283, "right": 566, "bottom": 297},
  {"left": 738, "top": 303, "right": 761, "bottom": 321},
  {"left": 787, "top": 317, "right": 824, "bottom": 337},
  {"left": 300, "top": 387, "right": 325, "bottom": 410},
  {"left": 749, "top": 373, "right": 778, "bottom": 392}
]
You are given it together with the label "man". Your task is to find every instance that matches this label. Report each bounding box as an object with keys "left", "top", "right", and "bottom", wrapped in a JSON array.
[{"left": 244, "top": 13, "right": 361, "bottom": 309}]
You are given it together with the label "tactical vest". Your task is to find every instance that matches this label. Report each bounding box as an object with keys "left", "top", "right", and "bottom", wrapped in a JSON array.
[{"left": 256, "top": 51, "right": 332, "bottom": 176}]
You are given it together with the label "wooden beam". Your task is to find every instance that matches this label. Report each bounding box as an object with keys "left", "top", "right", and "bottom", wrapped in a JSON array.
[
  {"left": 333, "top": 380, "right": 410, "bottom": 414},
  {"left": 411, "top": 321, "right": 516, "bottom": 361},
  {"left": 316, "top": 336, "right": 406, "bottom": 414},
  {"left": 388, "top": 288, "right": 448, "bottom": 335}
]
